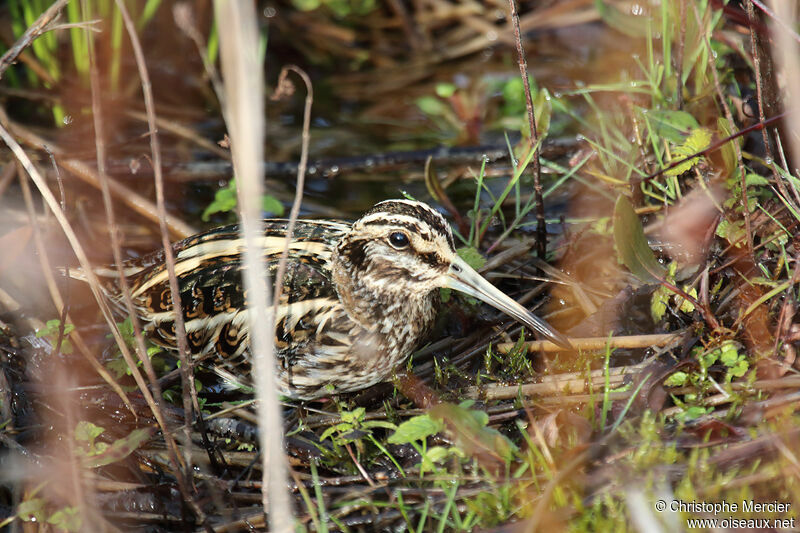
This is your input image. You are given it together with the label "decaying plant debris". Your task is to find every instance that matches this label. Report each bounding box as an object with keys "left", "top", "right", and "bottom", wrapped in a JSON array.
[{"left": 1, "top": 0, "right": 800, "bottom": 531}]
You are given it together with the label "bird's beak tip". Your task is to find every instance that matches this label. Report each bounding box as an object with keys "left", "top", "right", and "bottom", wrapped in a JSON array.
[{"left": 447, "top": 256, "right": 571, "bottom": 350}]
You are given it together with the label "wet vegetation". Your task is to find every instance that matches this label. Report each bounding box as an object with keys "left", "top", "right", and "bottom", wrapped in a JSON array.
[{"left": 1, "top": 0, "right": 800, "bottom": 531}]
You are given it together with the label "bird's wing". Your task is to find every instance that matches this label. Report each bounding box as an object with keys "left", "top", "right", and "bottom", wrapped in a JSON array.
[{"left": 118, "top": 220, "right": 350, "bottom": 373}]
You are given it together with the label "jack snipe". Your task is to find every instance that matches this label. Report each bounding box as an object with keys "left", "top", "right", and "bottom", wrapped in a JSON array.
[{"left": 85, "top": 200, "right": 570, "bottom": 400}]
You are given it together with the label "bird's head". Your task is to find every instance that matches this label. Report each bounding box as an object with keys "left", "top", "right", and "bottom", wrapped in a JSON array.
[{"left": 334, "top": 199, "right": 571, "bottom": 349}]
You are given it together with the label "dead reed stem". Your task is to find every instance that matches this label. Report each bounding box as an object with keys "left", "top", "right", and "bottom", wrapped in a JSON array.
[
  {"left": 214, "top": 0, "right": 292, "bottom": 529},
  {"left": 113, "top": 0, "right": 213, "bottom": 490},
  {"left": 495, "top": 332, "right": 681, "bottom": 354}
]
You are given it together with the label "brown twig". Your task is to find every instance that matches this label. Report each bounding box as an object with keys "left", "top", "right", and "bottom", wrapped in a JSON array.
[
  {"left": 82, "top": 0, "right": 162, "bottom": 426},
  {"left": 467, "top": 362, "right": 644, "bottom": 401},
  {"left": 172, "top": 2, "right": 225, "bottom": 109},
  {"left": 124, "top": 110, "right": 231, "bottom": 159},
  {"left": 270, "top": 65, "right": 312, "bottom": 315},
  {"left": 112, "top": 0, "right": 213, "bottom": 526},
  {"left": 769, "top": 1, "right": 800, "bottom": 216},
  {"left": 507, "top": 0, "right": 546, "bottom": 260},
  {"left": 16, "top": 163, "right": 134, "bottom": 416}
]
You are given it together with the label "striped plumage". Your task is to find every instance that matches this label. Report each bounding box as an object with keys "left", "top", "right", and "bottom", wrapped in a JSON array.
[{"left": 87, "top": 200, "right": 570, "bottom": 400}]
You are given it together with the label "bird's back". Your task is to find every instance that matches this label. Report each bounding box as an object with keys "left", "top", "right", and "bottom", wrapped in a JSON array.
[{"left": 102, "top": 219, "right": 357, "bottom": 395}]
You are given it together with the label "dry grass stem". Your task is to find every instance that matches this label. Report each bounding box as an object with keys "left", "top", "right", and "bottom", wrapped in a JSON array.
[
  {"left": 271, "top": 65, "right": 313, "bottom": 310},
  {"left": 495, "top": 332, "right": 682, "bottom": 354},
  {"left": 214, "top": 0, "right": 292, "bottom": 529},
  {"left": 507, "top": 0, "right": 545, "bottom": 259},
  {"left": 112, "top": 0, "right": 211, "bottom": 490}
]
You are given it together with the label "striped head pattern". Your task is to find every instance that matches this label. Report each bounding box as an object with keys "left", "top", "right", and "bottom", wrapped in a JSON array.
[
  {"left": 334, "top": 199, "right": 572, "bottom": 349},
  {"left": 333, "top": 199, "right": 458, "bottom": 298}
]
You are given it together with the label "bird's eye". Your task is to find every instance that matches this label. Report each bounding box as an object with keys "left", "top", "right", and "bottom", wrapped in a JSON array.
[{"left": 388, "top": 232, "right": 410, "bottom": 249}]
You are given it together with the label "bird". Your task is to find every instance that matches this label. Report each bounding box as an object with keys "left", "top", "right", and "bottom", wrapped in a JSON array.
[{"left": 82, "top": 199, "right": 571, "bottom": 400}]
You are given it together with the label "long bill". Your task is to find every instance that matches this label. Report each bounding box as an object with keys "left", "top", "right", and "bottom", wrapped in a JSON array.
[{"left": 447, "top": 256, "right": 573, "bottom": 350}]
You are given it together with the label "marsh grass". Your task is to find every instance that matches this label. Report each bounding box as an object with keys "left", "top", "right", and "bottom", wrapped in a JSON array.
[{"left": 4, "top": 0, "right": 164, "bottom": 123}]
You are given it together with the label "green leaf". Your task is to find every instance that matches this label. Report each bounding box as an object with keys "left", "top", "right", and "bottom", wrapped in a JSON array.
[
  {"left": 262, "top": 194, "right": 285, "bottom": 216},
  {"left": 362, "top": 420, "right": 397, "bottom": 431},
  {"left": 47, "top": 506, "right": 82, "bottom": 532},
  {"left": 106, "top": 356, "right": 129, "bottom": 379},
  {"left": 676, "top": 286, "right": 697, "bottom": 313},
  {"left": 416, "top": 96, "right": 449, "bottom": 117},
  {"left": 729, "top": 359, "right": 749, "bottom": 378},
  {"left": 430, "top": 403, "right": 518, "bottom": 462},
  {"left": 203, "top": 179, "right": 284, "bottom": 220},
  {"left": 532, "top": 87, "right": 552, "bottom": 139},
  {"left": 715, "top": 218, "right": 746, "bottom": 247},
  {"left": 590, "top": 217, "right": 611, "bottom": 235},
  {"left": 17, "top": 498, "right": 47, "bottom": 522},
  {"left": 650, "top": 286, "right": 669, "bottom": 322},
  {"left": 291, "top": 0, "right": 320, "bottom": 10},
  {"left": 146, "top": 345, "right": 162, "bottom": 357},
  {"left": 665, "top": 128, "right": 712, "bottom": 176},
  {"left": 645, "top": 109, "right": 700, "bottom": 144},
  {"left": 719, "top": 342, "right": 740, "bottom": 368},
  {"left": 501, "top": 77, "right": 526, "bottom": 115},
  {"left": 456, "top": 246, "right": 486, "bottom": 270},
  {"left": 81, "top": 427, "right": 155, "bottom": 468},
  {"left": 75, "top": 421, "right": 105, "bottom": 444},
  {"left": 435, "top": 83, "right": 456, "bottom": 98},
  {"left": 341, "top": 407, "right": 365, "bottom": 424},
  {"left": 388, "top": 415, "right": 443, "bottom": 444},
  {"left": 679, "top": 128, "right": 713, "bottom": 154},
  {"left": 458, "top": 399, "right": 476, "bottom": 409},
  {"left": 423, "top": 445, "right": 449, "bottom": 463},
  {"left": 744, "top": 173, "right": 769, "bottom": 187},
  {"left": 35, "top": 319, "right": 75, "bottom": 353},
  {"left": 419, "top": 445, "right": 450, "bottom": 473},
  {"left": 698, "top": 348, "right": 719, "bottom": 370},
  {"left": 613, "top": 195, "right": 666, "bottom": 283},
  {"left": 320, "top": 424, "right": 348, "bottom": 442},
  {"left": 677, "top": 405, "right": 711, "bottom": 421},
  {"left": 202, "top": 179, "right": 238, "bottom": 221},
  {"left": 717, "top": 117, "right": 737, "bottom": 174},
  {"left": 664, "top": 371, "right": 688, "bottom": 387},
  {"left": 38, "top": 319, "right": 75, "bottom": 337}
]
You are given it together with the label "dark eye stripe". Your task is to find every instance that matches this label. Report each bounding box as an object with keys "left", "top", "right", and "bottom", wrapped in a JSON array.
[{"left": 365, "top": 201, "right": 454, "bottom": 249}]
